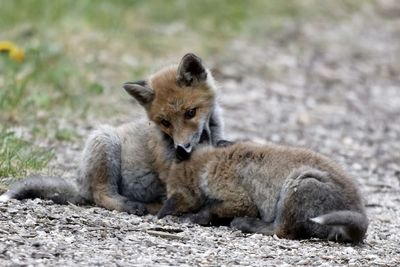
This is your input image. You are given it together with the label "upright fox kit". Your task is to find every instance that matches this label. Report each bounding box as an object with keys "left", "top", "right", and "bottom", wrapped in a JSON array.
[
  {"left": 158, "top": 141, "right": 368, "bottom": 243},
  {"left": 0, "top": 53, "right": 225, "bottom": 215}
]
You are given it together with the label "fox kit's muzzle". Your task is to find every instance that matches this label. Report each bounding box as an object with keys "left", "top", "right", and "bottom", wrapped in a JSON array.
[{"left": 176, "top": 143, "right": 192, "bottom": 161}]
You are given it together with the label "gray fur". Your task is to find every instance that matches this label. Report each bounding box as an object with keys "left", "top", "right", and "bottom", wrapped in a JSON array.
[
  {"left": 76, "top": 124, "right": 149, "bottom": 215},
  {"left": 117, "top": 121, "right": 167, "bottom": 203},
  {"left": 77, "top": 124, "right": 123, "bottom": 201},
  {"left": 206, "top": 72, "right": 224, "bottom": 145}
]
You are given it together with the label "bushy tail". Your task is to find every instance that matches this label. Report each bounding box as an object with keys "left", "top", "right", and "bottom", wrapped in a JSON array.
[
  {"left": 0, "top": 176, "right": 87, "bottom": 205},
  {"left": 310, "top": 210, "right": 368, "bottom": 243}
]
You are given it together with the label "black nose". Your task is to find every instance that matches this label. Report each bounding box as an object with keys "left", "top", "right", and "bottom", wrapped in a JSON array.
[{"left": 176, "top": 145, "right": 191, "bottom": 161}]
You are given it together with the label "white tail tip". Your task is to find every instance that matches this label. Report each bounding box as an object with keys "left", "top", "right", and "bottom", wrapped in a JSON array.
[
  {"left": 310, "top": 216, "right": 325, "bottom": 224},
  {"left": 0, "top": 193, "right": 11, "bottom": 202}
]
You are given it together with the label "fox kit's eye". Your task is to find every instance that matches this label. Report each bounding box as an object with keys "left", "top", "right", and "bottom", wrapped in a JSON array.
[
  {"left": 185, "top": 108, "right": 196, "bottom": 119},
  {"left": 161, "top": 119, "right": 171, "bottom": 128}
]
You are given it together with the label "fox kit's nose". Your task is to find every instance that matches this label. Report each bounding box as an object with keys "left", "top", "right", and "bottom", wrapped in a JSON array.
[{"left": 176, "top": 143, "right": 192, "bottom": 161}]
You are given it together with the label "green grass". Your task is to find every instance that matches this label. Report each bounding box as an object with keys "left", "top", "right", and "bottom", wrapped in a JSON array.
[
  {"left": 0, "top": 129, "right": 53, "bottom": 181},
  {"left": 0, "top": 0, "right": 369, "bottom": 180},
  {"left": 55, "top": 128, "right": 78, "bottom": 142}
]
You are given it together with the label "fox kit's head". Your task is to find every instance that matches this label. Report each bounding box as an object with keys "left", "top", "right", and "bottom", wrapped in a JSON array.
[{"left": 123, "top": 53, "right": 217, "bottom": 161}]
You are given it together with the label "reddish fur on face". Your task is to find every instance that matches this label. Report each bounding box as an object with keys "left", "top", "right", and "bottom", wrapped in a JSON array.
[{"left": 147, "top": 66, "right": 215, "bottom": 143}]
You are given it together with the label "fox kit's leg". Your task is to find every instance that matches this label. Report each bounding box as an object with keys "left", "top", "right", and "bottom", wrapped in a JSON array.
[
  {"left": 205, "top": 181, "right": 259, "bottom": 220},
  {"left": 230, "top": 168, "right": 338, "bottom": 238},
  {"left": 78, "top": 125, "right": 147, "bottom": 215},
  {"left": 186, "top": 199, "right": 242, "bottom": 226},
  {"left": 231, "top": 167, "right": 367, "bottom": 242},
  {"left": 208, "top": 196, "right": 258, "bottom": 219},
  {"left": 271, "top": 167, "right": 339, "bottom": 239},
  {"left": 185, "top": 207, "right": 213, "bottom": 225},
  {"left": 157, "top": 184, "right": 258, "bottom": 224}
]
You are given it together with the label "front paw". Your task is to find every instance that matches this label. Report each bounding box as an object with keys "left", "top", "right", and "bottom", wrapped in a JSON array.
[
  {"left": 230, "top": 217, "right": 252, "bottom": 232},
  {"left": 124, "top": 201, "right": 148, "bottom": 216},
  {"left": 183, "top": 209, "right": 211, "bottom": 225},
  {"left": 216, "top": 140, "right": 234, "bottom": 148}
]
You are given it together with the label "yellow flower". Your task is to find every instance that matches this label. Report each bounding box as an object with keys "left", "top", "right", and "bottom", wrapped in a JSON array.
[
  {"left": 0, "top": 41, "right": 14, "bottom": 51},
  {"left": 9, "top": 47, "right": 25, "bottom": 62},
  {"left": 0, "top": 41, "right": 25, "bottom": 62}
]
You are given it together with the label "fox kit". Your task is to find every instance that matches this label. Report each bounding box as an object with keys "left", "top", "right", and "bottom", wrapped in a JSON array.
[
  {"left": 0, "top": 53, "right": 226, "bottom": 215},
  {"left": 158, "top": 141, "right": 368, "bottom": 243}
]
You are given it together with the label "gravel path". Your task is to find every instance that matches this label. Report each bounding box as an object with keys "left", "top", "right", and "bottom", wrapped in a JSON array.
[{"left": 1, "top": 2, "right": 400, "bottom": 266}]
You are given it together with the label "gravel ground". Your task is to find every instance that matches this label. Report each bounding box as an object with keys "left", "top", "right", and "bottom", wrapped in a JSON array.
[{"left": 1, "top": 2, "right": 400, "bottom": 266}]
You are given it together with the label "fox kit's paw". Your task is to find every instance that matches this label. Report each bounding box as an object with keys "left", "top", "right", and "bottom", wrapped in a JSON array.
[
  {"left": 182, "top": 208, "right": 212, "bottom": 225},
  {"left": 231, "top": 217, "right": 254, "bottom": 232},
  {"left": 178, "top": 209, "right": 211, "bottom": 225},
  {"left": 216, "top": 140, "right": 234, "bottom": 148},
  {"left": 123, "top": 201, "right": 148, "bottom": 216},
  {"left": 231, "top": 217, "right": 276, "bottom": 235}
]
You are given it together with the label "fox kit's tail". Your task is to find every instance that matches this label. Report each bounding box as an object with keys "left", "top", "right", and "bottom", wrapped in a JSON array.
[
  {"left": 310, "top": 210, "right": 368, "bottom": 243},
  {"left": 0, "top": 176, "right": 87, "bottom": 205}
]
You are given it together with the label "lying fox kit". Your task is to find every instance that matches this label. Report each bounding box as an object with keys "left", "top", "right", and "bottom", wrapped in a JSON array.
[
  {"left": 158, "top": 141, "right": 368, "bottom": 243},
  {"left": 0, "top": 53, "right": 226, "bottom": 215}
]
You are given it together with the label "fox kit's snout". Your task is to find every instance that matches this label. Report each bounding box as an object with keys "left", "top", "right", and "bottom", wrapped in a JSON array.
[
  {"left": 175, "top": 143, "right": 192, "bottom": 160},
  {"left": 124, "top": 53, "right": 218, "bottom": 161}
]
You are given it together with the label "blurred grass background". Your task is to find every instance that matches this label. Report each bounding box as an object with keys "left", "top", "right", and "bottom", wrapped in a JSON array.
[{"left": 0, "top": 0, "right": 368, "bottom": 180}]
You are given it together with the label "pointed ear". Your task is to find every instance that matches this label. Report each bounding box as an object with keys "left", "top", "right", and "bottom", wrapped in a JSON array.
[
  {"left": 177, "top": 53, "right": 207, "bottom": 87},
  {"left": 123, "top": 80, "right": 154, "bottom": 106},
  {"left": 157, "top": 195, "right": 179, "bottom": 219}
]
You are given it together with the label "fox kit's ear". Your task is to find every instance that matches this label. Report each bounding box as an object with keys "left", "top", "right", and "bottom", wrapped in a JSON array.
[
  {"left": 123, "top": 80, "right": 154, "bottom": 106},
  {"left": 177, "top": 53, "right": 207, "bottom": 87}
]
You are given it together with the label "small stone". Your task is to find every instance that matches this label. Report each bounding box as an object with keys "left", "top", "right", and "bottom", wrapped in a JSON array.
[
  {"left": 352, "top": 163, "right": 363, "bottom": 171},
  {"left": 343, "top": 247, "right": 356, "bottom": 254},
  {"left": 7, "top": 208, "right": 19, "bottom": 214},
  {"left": 32, "top": 252, "right": 52, "bottom": 259},
  {"left": 64, "top": 236, "right": 75, "bottom": 243}
]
